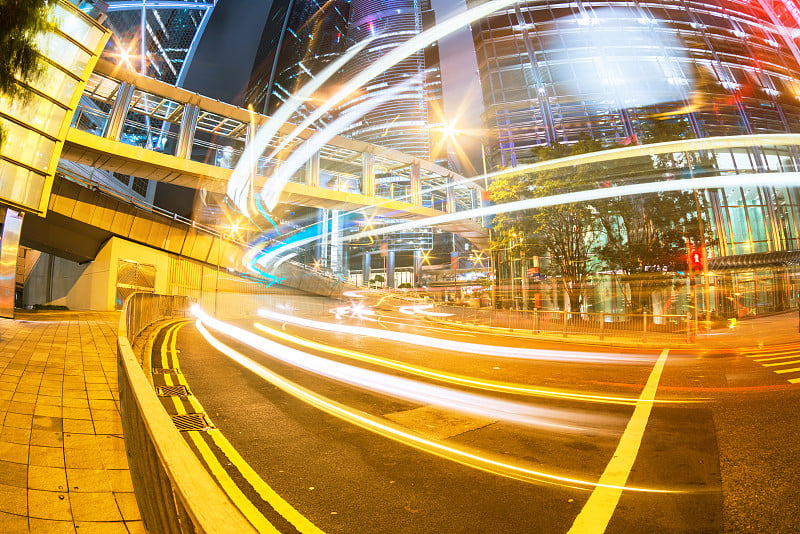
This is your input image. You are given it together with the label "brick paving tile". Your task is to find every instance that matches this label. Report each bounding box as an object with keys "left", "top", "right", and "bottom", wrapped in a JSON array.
[{"left": 0, "top": 312, "right": 144, "bottom": 533}]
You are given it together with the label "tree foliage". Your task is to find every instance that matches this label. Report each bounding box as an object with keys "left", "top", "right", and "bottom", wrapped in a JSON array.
[
  {"left": 593, "top": 120, "right": 711, "bottom": 311},
  {"left": 0, "top": 0, "right": 55, "bottom": 146},
  {"left": 489, "top": 120, "right": 713, "bottom": 313},
  {"left": 490, "top": 137, "right": 605, "bottom": 312}
]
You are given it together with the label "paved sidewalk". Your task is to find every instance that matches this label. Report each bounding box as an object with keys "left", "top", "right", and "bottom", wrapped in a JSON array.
[
  {"left": 0, "top": 311, "right": 143, "bottom": 534},
  {"left": 694, "top": 311, "right": 800, "bottom": 349}
]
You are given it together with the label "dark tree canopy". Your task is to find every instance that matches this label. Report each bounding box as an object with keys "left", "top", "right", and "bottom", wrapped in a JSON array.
[{"left": 0, "top": 0, "right": 55, "bottom": 146}]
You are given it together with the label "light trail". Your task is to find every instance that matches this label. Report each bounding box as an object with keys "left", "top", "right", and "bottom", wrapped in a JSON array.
[
  {"left": 258, "top": 308, "right": 654, "bottom": 364},
  {"left": 260, "top": 78, "right": 419, "bottom": 211},
  {"left": 194, "top": 315, "right": 681, "bottom": 493},
  {"left": 259, "top": 0, "right": 524, "bottom": 178},
  {"left": 252, "top": 321, "right": 687, "bottom": 406},
  {"left": 475, "top": 133, "right": 800, "bottom": 185},
  {"left": 193, "top": 308, "right": 622, "bottom": 433},
  {"left": 227, "top": 37, "right": 374, "bottom": 215},
  {"left": 351, "top": 172, "right": 800, "bottom": 242},
  {"left": 398, "top": 304, "right": 453, "bottom": 317},
  {"left": 244, "top": 169, "right": 800, "bottom": 275}
]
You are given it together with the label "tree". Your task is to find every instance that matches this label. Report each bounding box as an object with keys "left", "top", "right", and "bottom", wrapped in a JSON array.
[
  {"left": 593, "top": 119, "right": 712, "bottom": 312},
  {"left": 490, "top": 137, "right": 604, "bottom": 314},
  {"left": 0, "top": 0, "right": 55, "bottom": 147}
]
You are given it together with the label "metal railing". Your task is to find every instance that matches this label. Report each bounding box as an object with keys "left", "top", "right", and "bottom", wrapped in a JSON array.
[
  {"left": 118, "top": 293, "right": 257, "bottom": 533},
  {"left": 432, "top": 304, "right": 693, "bottom": 343}
]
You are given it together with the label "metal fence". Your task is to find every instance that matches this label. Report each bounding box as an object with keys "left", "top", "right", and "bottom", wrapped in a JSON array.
[
  {"left": 118, "top": 293, "right": 257, "bottom": 533},
  {"left": 432, "top": 304, "right": 693, "bottom": 343}
]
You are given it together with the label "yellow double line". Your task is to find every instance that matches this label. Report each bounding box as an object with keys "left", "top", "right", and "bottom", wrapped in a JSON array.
[{"left": 158, "top": 321, "right": 324, "bottom": 534}]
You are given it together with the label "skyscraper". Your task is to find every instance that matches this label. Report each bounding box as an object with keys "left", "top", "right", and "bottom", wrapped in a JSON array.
[
  {"left": 469, "top": 0, "right": 800, "bottom": 166},
  {"left": 244, "top": 0, "right": 461, "bottom": 286},
  {"left": 470, "top": 0, "right": 800, "bottom": 315},
  {"left": 246, "top": 0, "right": 350, "bottom": 117},
  {"left": 103, "top": 0, "right": 217, "bottom": 86}
]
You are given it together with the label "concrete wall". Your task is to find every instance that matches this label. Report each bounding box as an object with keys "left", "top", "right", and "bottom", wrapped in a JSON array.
[{"left": 23, "top": 237, "right": 170, "bottom": 311}]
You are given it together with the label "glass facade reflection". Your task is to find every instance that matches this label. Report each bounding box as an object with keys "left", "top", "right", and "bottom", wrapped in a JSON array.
[
  {"left": 0, "top": 0, "right": 110, "bottom": 215},
  {"left": 470, "top": 0, "right": 800, "bottom": 258},
  {"left": 103, "top": 0, "right": 216, "bottom": 86}
]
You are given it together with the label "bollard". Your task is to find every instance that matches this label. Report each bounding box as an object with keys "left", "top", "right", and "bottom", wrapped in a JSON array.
[
  {"left": 643, "top": 311, "right": 648, "bottom": 342},
  {"left": 599, "top": 311, "right": 605, "bottom": 341}
]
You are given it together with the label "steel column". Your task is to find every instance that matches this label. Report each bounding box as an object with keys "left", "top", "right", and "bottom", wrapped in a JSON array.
[
  {"left": 386, "top": 250, "right": 396, "bottom": 289},
  {"left": 446, "top": 175, "right": 456, "bottom": 213},
  {"left": 362, "top": 152, "right": 375, "bottom": 196},
  {"left": 0, "top": 209, "right": 23, "bottom": 318},
  {"left": 175, "top": 104, "right": 199, "bottom": 159},
  {"left": 410, "top": 162, "right": 422, "bottom": 206},
  {"left": 362, "top": 252, "right": 371, "bottom": 286},
  {"left": 103, "top": 82, "right": 134, "bottom": 141},
  {"left": 305, "top": 150, "right": 320, "bottom": 188}
]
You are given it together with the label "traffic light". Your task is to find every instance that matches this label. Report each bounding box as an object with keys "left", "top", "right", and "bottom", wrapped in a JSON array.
[{"left": 689, "top": 248, "right": 704, "bottom": 273}]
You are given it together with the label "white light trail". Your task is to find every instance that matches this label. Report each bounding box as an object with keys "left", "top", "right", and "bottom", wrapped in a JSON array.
[
  {"left": 194, "top": 317, "right": 677, "bottom": 492},
  {"left": 194, "top": 308, "right": 622, "bottom": 433},
  {"left": 258, "top": 308, "right": 653, "bottom": 364},
  {"left": 398, "top": 304, "right": 453, "bottom": 317},
  {"left": 227, "top": 38, "right": 374, "bottom": 214},
  {"left": 260, "top": 0, "right": 524, "bottom": 176},
  {"left": 477, "top": 133, "right": 800, "bottom": 185},
  {"left": 260, "top": 79, "right": 419, "bottom": 211},
  {"left": 351, "top": 172, "right": 800, "bottom": 241}
]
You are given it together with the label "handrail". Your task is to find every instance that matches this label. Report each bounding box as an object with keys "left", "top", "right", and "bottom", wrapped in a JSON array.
[{"left": 118, "top": 293, "right": 258, "bottom": 533}]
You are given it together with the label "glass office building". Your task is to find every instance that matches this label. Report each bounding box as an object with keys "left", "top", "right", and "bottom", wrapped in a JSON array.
[
  {"left": 103, "top": 0, "right": 216, "bottom": 86},
  {"left": 470, "top": 0, "right": 800, "bottom": 258}
]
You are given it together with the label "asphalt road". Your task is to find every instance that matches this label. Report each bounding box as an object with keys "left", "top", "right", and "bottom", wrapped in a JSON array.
[{"left": 151, "top": 297, "right": 800, "bottom": 533}]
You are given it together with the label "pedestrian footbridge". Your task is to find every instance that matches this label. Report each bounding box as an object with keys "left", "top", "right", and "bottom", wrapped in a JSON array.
[{"left": 61, "top": 60, "right": 488, "bottom": 246}]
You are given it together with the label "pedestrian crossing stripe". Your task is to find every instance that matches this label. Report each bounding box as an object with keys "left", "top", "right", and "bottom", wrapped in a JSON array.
[
  {"left": 763, "top": 359, "right": 800, "bottom": 367},
  {"left": 774, "top": 367, "right": 800, "bottom": 374},
  {"left": 740, "top": 345, "right": 800, "bottom": 384},
  {"left": 753, "top": 355, "right": 800, "bottom": 362}
]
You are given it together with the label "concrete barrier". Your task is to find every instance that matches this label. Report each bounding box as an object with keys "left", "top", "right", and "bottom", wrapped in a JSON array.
[{"left": 118, "top": 293, "right": 257, "bottom": 533}]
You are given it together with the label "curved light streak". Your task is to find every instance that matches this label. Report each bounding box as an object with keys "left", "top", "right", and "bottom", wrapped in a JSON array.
[
  {"left": 195, "top": 315, "right": 678, "bottom": 493},
  {"left": 477, "top": 133, "right": 800, "bottom": 185},
  {"left": 195, "top": 309, "right": 622, "bottom": 432},
  {"left": 253, "top": 321, "right": 682, "bottom": 405},
  {"left": 227, "top": 37, "right": 375, "bottom": 214},
  {"left": 398, "top": 304, "right": 453, "bottom": 317},
  {"left": 260, "top": 0, "right": 524, "bottom": 170},
  {"left": 258, "top": 308, "right": 653, "bottom": 364},
  {"left": 351, "top": 172, "right": 800, "bottom": 241},
  {"left": 260, "top": 78, "right": 420, "bottom": 212}
]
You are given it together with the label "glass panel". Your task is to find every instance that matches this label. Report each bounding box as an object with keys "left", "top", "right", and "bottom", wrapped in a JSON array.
[
  {"left": 51, "top": 4, "right": 104, "bottom": 51},
  {"left": 35, "top": 32, "right": 90, "bottom": 75},
  {"left": 26, "top": 60, "right": 79, "bottom": 103},
  {"left": 0, "top": 118, "right": 56, "bottom": 172},
  {"left": 0, "top": 90, "right": 67, "bottom": 137},
  {"left": 0, "top": 160, "right": 43, "bottom": 210},
  {"left": 747, "top": 206, "right": 767, "bottom": 242},
  {"left": 23, "top": 172, "right": 45, "bottom": 209},
  {"left": 727, "top": 206, "right": 749, "bottom": 241}
]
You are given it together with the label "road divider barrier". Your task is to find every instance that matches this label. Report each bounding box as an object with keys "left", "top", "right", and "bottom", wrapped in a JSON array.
[{"left": 118, "top": 292, "right": 258, "bottom": 533}]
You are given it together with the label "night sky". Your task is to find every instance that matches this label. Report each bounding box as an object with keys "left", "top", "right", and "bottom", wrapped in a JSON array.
[{"left": 182, "top": 0, "right": 274, "bottom": 105}]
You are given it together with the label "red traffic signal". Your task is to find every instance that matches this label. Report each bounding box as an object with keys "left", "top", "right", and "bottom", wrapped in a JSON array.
[{"left": 689, "top": 248, "right": 704, "bottom": 272}]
